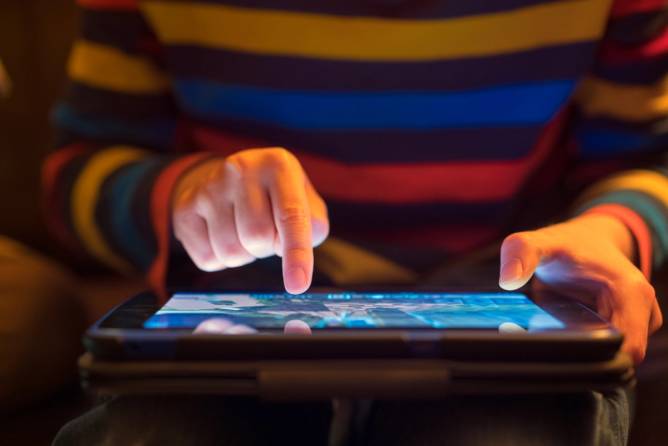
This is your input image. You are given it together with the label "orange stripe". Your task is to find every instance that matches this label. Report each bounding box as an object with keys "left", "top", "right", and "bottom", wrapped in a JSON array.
[
  {"left": 77, "top": 0, "right": 138, "bottom": 10},
  {"left": 585, "top": 204, "right": 653, "bottom": 279},
  {"left": 191, "top": 110, "right": 567, "bottom": 204},
  {"left": 148, "top": 154, "right": 212, "bottom": 301}
]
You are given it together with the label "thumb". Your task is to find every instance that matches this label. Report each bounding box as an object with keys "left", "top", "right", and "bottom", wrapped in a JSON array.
[{"left": 499, "top": 232, "right": 543, "bottom": 290}]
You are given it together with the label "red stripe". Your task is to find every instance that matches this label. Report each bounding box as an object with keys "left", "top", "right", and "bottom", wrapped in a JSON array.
[
  {"left": 42, "top": 144, "right": 89, "bottom": 195},
  {"left": 191, "top": 110, "right": 567, "bottom": 204},
  {"left": 148, "top": 154, "right": 212, "bottom": 301},
  {"left": 77, "top": 0, "right": 138, "bottom": 10},
  {"left": 584, "top": 204, "right": 653, "bottom": 279},
  {"left": 600, "top": 27, "right": 668, "bottom": 64},
  {"left": 41, "top": 144, "right": 90, "bottom": 250},
  {"left": 611, "top": 0, "right": 668, "bottom": 17},
  {"left": 356, "top": 225, "right": 500, "bottom": 253}
]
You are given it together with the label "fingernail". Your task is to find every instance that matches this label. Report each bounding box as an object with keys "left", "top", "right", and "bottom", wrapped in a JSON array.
[
  {"left": 226, "top": 325, "right": 257, "bottom": 335},
  {"left": 194, "top": 318, "right": 233, "bottom": 334},
  {"left": 285, "top": 266, "right": 308, "bottom": 294},
  {"left": 284, "top": 319, "right": 312, "bottom": 335},
  {"left": 499, "top": 258, "right": 524, "bottom": 289}
]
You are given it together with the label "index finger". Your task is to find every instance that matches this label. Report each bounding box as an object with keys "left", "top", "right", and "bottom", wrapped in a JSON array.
[{"left": 267, "top": 163, "right": 313, "bottom": 295}]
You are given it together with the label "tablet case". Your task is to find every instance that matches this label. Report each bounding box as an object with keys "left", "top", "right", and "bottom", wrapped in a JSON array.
[{"left": 79, "top": 352, "right": 634, "bottom": 400}]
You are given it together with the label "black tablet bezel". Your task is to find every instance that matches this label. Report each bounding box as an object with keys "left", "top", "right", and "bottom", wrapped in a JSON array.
[{"left": 85, "top": 287, "right": 622, "bottom": 362}]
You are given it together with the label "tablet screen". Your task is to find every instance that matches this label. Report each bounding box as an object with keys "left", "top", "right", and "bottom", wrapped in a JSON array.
[{"left": 143, "top": 292, "right": 565, "bottom": 331}]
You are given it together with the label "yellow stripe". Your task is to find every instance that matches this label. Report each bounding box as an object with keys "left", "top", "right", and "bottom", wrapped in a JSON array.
[
  {"left": 68, "top": 40, "right": 170, "bottom": 93},
  {"left": 72, "top": 147, "right": 147, "bottom": 273},
  {"left": 142, "top": 0, "right": 610, "bottom": 62},
  {"left": 576, "top": 74, "right": 668, "bottom": 122},
  {"left": 580, "top": 170, "right": 668, "bottom": 209},
  {"left": 315, "top": 238, "right": 417, "bottom": 285}
]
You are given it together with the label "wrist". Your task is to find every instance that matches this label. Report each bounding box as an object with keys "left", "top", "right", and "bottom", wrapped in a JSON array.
[
  {"left": 574, "top": 212, "right": 635, "bottom": 260},
  {"left": 577, "top": 203, "right": 653, "bottom": 279}
]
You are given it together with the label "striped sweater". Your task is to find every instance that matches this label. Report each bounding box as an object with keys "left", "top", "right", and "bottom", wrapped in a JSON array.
[{"left": 43, "top": 0, "right": 668, "bottom": 288}]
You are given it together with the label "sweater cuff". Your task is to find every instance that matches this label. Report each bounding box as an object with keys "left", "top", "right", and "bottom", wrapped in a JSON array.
[{"left": 148, "top": 153, "right": 212, "bottom": 300}]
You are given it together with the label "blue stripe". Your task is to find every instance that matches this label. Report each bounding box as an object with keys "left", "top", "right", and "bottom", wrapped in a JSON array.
[
  {"left": 52, "top": 104, "right": 175, "bottom": 148},
  {"left": 577, "top": 190, "right": 668, "bottom": 268},
  {"left": 104, "top": 160, "right": 162, "bottom": 270},
  {"left": 175, "top": 80, "right": 575, "bottom": 130},
  {"left": 576, "top": 127, "right": 668, "bottom": 158}
]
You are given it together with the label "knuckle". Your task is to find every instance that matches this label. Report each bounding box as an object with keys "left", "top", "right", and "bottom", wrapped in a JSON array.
[
  {"left": 243, "top": 223, "right": 275, "bottom": 244},
  {"left": 215, "top": 247, "right": 253, "bottom": 268},
  {"left": 240, "top": 223, "right": 275, "bottom": 250},
  {"left": 265, "top": 147, "right": 298, "bottom": 169},
  {"left": 195, "top": 187, "right": 223, "bottom": 215},
  {"left": 226, "top": 153, "right": 252, "bottom": 174}
]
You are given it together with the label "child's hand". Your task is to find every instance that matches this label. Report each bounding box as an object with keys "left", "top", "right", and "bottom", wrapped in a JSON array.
[
  {"left": 172, "top": 148, "right": 329, "bottom": 294},
  {"left": 500, "top": 214, "right": 663, "bottom": 363}
]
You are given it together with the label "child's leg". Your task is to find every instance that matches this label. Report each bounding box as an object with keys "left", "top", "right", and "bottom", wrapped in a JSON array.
[
  {"left": 362, "top": 389, "right": 631, "bottom": 446},
  {"left": 54, "top": 395, "right": 332, "bottom": 446}
]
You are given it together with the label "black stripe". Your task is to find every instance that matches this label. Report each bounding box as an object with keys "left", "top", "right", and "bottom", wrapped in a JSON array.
[
  {"left": 65, "top": 82, "right": 177, "bottom": 120},
  {"left": 607, "top": 8, "right": 668, "bottom": 45},
  {"left": 52, "top": 100, "right": 177, "bottom": 152},
  {"left": 167, "top": 42, "right": 596, "bottom": 92},
  {"left": 81, "top": 9, "right": 155, "bottom": 55},
  {"left": 593, "top": 53, "right": 668, "bottom": 84},
  {"left": 579, "top": 116, "right": 668, "bottom": 135},
  {"left": 54, "top": 129, "right": 170, "bottom": 154},
  {"left": 154, "top": 0, "right": 563, "bottom": 19},
  {"left": 191, "top": 116, "right": 544, "bottom": 163},
  {"left": 327, "top": 199, "right": 513, "bottom": 233},
  {"left": 334, "top": 237, "right": 457, "bottom": 271}
]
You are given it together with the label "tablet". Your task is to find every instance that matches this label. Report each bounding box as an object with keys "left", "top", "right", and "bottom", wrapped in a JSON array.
[{"left": 85, "top": 289, "right": 622, "bottom": 362}]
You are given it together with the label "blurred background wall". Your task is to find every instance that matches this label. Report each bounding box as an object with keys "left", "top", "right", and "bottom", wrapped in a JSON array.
[{"left": 0, "top": 0, "right": 79, "bottom": 252}]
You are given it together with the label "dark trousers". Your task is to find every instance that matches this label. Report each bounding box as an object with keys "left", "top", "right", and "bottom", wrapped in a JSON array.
[{"left": 53, "top": 389, "right": 631, "bottom": 446}]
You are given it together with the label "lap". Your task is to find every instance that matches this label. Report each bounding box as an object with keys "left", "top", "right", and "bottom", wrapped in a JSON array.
[{"left": 54, "top": 389, "right": 631, "bottom": 446}]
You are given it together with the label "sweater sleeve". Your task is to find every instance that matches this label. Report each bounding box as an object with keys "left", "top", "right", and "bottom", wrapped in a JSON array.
[
  {"left": 572, "top": 0, "right": 668, "bottom": 274},
  {"left": 42, "top": 0, "right": 206, "bottom": 285}
]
